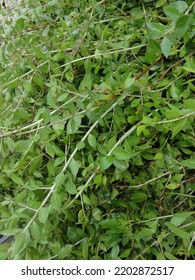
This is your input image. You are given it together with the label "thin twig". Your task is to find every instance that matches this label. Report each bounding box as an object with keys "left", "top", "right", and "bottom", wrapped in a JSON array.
[
  {"left": 0, "top": 109, "right": 87, "bottom": 139},
  {"left": 147, "top": 111, "right": 195, "bottom": 125},
  {"left": 0, "top": 60, "right": 49, "bottom": 89},
  {"left": 58, "top": 44, "right": 146, "bottom": 70},
  {"left": 115, "top": 171, "right": 172, "bottom": 189},
  {"left": 22, "top": 95, "right": 123, "bottom": 232},
  {"left": 158, "top": 57, "right": 186, "bottom": 82},
  {"left": 0, "top": 96, "right": 78, "bottom": 138},
  {"left": 64, "top": 116, "right": 139, "bottom": 209},
  {"left": 132, "top": 214, "right": 174, "bottom": 225},
  {"left": 135, "top": 56, "right": 163, "bottom": 80},
  {"left": 185, "top": 1, "right": 195, "bottom": 14}
]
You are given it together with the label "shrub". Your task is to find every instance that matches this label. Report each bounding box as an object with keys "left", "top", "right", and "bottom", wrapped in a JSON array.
[{"left": 0, "top": 0, "right": 194, "bottom": 259}]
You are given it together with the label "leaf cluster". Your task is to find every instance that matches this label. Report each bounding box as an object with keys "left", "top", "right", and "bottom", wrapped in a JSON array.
[{"left": 0, "top": 0, "right": 195, "bottom": 260}]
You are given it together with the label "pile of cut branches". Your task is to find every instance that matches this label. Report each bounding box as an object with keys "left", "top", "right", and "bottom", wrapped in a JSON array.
[{"left": 0, "top": 0, "right": 194, "bottom": 259}]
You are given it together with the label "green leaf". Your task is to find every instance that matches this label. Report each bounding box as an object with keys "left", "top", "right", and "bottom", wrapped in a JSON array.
[
  {"left": 67, "top": 116, "right": 81, "bottom": 134},
  {"left": 38, "top": 207, "right": 50, "bottom": 224},
  {"left": 83, "top": 194, "right": 92, "bottom": 206},
  {"left": 53, "top": 52, "right": 64, "bottom": 61},
  {"left": 147, "top": 23, "right": 167, "bottom": 39},
  {"left": 171, "top": 118, "right": 187, "bottom": 138},
  {"left": 130, "top": 192, "right": 147, "bottom": 203},
  {"left": 10, "top": 174, "right": 24, "bottom": 185},
  {"left": 30, "top": 222, "right": 40, "bottom": 241},
  {"left": 0, "top": 48, "right": 6, "bottom": 65},
  {"left": 163, "top": 6, "right": 180, "bottom": 21},
  {"left": 89, "top": 192, "right": 98, "bottom": 206},
  {"left": 69, "top": 158, "right": 80, "bottom": 180},
  {"left": 54, "top": 156, "right": 64, "bottom": 167},
  {"left": 57, "top": 93, "right": 69, "bottom": 102},
  {"left": 84, "top": 59, "right": 92, "bottom": 73},
  {"left": 92, "top": 208, "right": 102, "bottom": 221},
  {"left": 165, "top": 251, "right": 178, "bottom": 260},
  {"left": 45, "top": 144, "right": 56, "bottom": 158},
  {"left": 156, "top": 0, "right": 167, "bottom": 8},
  {"left": 124, "top": 77, "right": 135, "bottom": 89},
  {"left": 65, "top": 70, "right": 74, "bottom": 83},
  {"left": 88, "top": 134, "right": 97, "bottom": 149},
  {"left": 110, "top": 244, "right": 120, "bottom": 259},
  {"left": 165, "top": 222, "right": 191, "bottom": 240},
  {"left": 145, "top": 40, "right": 161, "bottom": 63},
  {"left": 113, "top": 147, "right": 131, "bottom": 160},
  {"left": 171, "top": 212, "right": 193, "bottom": 227},
  {"left": 161, "top": 36, "right": 172, "bottom": 58},
  {"left": 79, "top": 74, "right": 92, "bottom": 91},
  {"left": 34, "top": 75, "right": 44, "bottom": 88},
  {"left": 165, "top": 107, "right": 181, "bottom": 119},
  {"left": 0, "top": 228, "right": 21, "bottom": 236},
  {"left": 51, "top": 192, "right": 63, "bottom": 211},
  {"left": 166, "top": 183, "right": 180, "bottom": 190},
  {"left": 142, "top": 116, "right": 153, "bottom": 124},
  {"left": 51, "top": 146, "right": 64, "bottom": 156},
  {"left": 171, "top": 1, "right": 188, "bottom": 13},
  {"left": 180, "top": 159, "right": 195, "bottom": 169},
  {"left": 176, "top": 14, "right": 192, "bottom": 29},
  {"left": 184, "top": 99, "right": 195, "bottom": 109},
  {"left": 100, "top": 219, "right": 124, "bottom": 229},
  {"left": 11, "top": 232, "right": 29, "bottom": 258},
  {"left": 170, "top": 84, "right": 181, "bottom": 100},
  {"left": 0, "top": 244, "right": 10, "bottom": 259},
  {"left": 137, "top": 125, "right": 147, "bottom": 137},
  {"left": 131, "top": 98, "right": 140, "bottom": 108},
  {"left": 82, "top": 240, "right": 90, "bottom": 260},
  {"left": 76, "top": 141, "right": 85, "bottom": 150},
  {"left": 55, "top": 172, "right": 65, "bottom": 187},
  {"left": 136, "top": 228, "right": 155, "bottom": 239},
  {"left": 100, "top": 156, "right": 114, "bottom": 171},
  {"left": 59, "top": 244, "right": 73, "bottom": 258},
  {"left": 154, "top": 152, "right": 163, "bottom": 160},
  {"left": 175, "top": 15, "right": 193, "bottom": 39},
  {"left": 94, "top": 174, "right": 102, "bottom": 185},
  {"left": 119, "top": 248, "right": 131, "bottom": 258},
  {"left": 67, "top": 227, "right": 86, "bottom": 243},
  {"left": 65, "top": 175, "right": 77, "bottom": 194},
  {"left": 29, "top": 155, "right": 43, "bottom": 173},
  {"left": 52, "top": 119, "right": 65, "bottom": 135},
  {"left": 182, "top": 59, "right": 195, "bottom": 74},
  {"left": 78, "top": 209, "right": 85, "bottom": 224},
  {"left": 47, "top": 93, "right": 57, "bottom": 108},
  {"left": 47, "top": 160, "right": 55, "bottom": 176},
  {"left": 42, "top": 108, "right": 50, "bottom": 124}
]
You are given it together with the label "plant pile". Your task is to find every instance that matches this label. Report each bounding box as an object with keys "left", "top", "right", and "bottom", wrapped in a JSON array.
[{"left": 0, "top": 0, "right": 195, "bottom": 260}]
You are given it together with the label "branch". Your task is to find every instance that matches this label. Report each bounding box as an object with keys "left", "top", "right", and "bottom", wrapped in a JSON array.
[
  {"left": 64, "top": 120, "right": 139, "bottom": 209},
  {"left": 135, "top": 56, "right": 163, "bottom": 80},
  {"left": 115, "top": 171, "right": 171, "bottom": 189},
  {"left": 22, "top": 95, "right": 124, "bottom": 232},
  {"left": 147, "top": 111, "right": 195, "bottom": 125},
  {"left": 58, "top": 44, "right": 146, "bottom": 70},
  {"left": 0, "top": 60, "right": 49, "bottom": 90}
]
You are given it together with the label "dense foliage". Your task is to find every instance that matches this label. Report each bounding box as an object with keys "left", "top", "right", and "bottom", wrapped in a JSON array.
[{"left": 0, "top": 0, "right": 195, "bottom": 260}]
